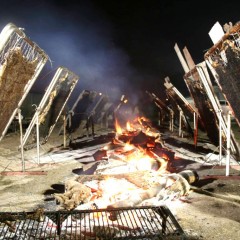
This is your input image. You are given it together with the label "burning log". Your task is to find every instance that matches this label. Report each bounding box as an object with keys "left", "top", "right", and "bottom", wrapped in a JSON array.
[
  {"left": 102, "top": 118, "right": 174, "bottom": 173},
  {"left": 115, "top": 117, "right": 163, "bottom": 146}
]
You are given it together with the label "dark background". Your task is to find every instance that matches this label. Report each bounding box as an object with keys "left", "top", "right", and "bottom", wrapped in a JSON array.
[{"left": 0, "top": 0, "right": 239, "bottom": 104}]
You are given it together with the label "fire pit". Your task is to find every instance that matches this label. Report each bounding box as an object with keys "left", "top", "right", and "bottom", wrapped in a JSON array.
[
  {"left": 0, "top": 206, "right": 186, "bottom": 239},
  {"left": 0, "top": 116, "right": 192, "bottom": 239}
]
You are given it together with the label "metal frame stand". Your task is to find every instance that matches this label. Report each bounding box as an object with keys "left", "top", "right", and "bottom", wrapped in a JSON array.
[
  {"left": 20, "top": 105, "right": 47, "bottom": 167},
  {"left": 202, "top": 111, "right": 235, "bottom": 176},
  {"left": 0, "top": 108, "right": 47, "bottom": 176}
]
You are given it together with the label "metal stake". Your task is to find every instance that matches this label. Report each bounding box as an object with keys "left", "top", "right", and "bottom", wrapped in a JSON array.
[
  {"left": 179, "top": 109, "right": 183, "bottom": 137},
  {"left": 34, "top": 105, "right": 40, "bottom": 165},
  {"left": 63, "top": 115, "right": 66, "bottom": 148},
  {"left": 18, "top": 109, "right": 25, "bottom": 172},
  {"left": 226, "top": 111, "right": 231, "bottom": 176},
  {"left": 218, "top": 110, "right": 222, "bottom": 165}
]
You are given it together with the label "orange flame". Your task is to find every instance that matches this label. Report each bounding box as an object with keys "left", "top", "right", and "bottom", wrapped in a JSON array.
[
  {"left": 126, "top": 121, "right": 135, "bottom": 132},
  {"left": 115, "top": 119, "right": 123, "bottom": 135},
  {"left": 115, "top": 116, "right": 169, "bottom": 172},
  {"left": 126, "top": 121, "right": 131, "bottom": 131}
]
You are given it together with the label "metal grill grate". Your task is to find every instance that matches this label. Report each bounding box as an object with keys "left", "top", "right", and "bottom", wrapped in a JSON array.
[{"left": 0, "top": 206, "right": 186, "bottom": 239}]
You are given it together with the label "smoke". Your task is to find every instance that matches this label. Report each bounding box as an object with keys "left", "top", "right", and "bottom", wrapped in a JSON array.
[{"left": 0, "top": 0, "right": 141, "bottom": 103}]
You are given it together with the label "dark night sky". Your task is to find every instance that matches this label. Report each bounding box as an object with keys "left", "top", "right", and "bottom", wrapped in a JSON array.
[{"left": 0, "top": 0, "right": 239, "bottom": 104}]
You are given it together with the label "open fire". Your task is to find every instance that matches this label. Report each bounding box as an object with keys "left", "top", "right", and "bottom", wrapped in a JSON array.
[
  {"left": 0, "top": 116, "right": 192, "bottom": 239},
  {"left": 50, "top": 116, "right": 193, "bottom": 239},
  {"left": 54, "top": 116, "right": 195, "bottom": 211}
]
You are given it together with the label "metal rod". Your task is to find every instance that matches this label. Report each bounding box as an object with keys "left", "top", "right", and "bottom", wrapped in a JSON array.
[
  {"left": 18, "top": 109, "right": 25, "bottom": 172},
  {"left": 179, "top": 109, "right": 182, "bottom": 137},
  {"left": 169, "top": 110, "right": 174, "bottom": 132},
  {"left": 226, "top": 111, "right": 231, "bottom": 176},
  {"left": 63, "top": 115, "right": 66, "bottom": 148},
  {"left": 193, "top": 112, "right": 196, "bottom": 130},
  {"left": 158, "top": 111, "right": 161, "bottom": 126},
  {"left": 36, "top": 107, "right": 40, "bottom": 165},
  {"left": 193, "top": 112, "right": 198, "bottom": 147},
  {"left": 219, "top": 110, "right": 222, "bottom": 165}
]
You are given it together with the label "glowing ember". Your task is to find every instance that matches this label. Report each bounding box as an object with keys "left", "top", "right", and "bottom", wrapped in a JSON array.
[{"left": 123, "top": 142, "right": 134, "bottom": 151}]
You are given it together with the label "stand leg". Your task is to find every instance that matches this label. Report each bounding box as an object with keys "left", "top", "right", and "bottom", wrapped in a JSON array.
[
  {"left": 226, "top": 111, "right": 231, "bottom": 176},
  {"left": 36, "top": 108, "right": 40, "bottom": 165},
  {"left": 18, "top": 109, "right": 25, "bottom": 172}
]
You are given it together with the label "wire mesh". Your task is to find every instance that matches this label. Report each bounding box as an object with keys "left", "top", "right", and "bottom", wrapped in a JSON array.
[
  {"left": 0, "top": 23, "right": 49, "bottom": 141},
  {"left": 0, "top": 206, "right": 186, "bottom": 239},
  {"left": 183, "top": 71, "right": 219, "bottom": 146},
  {"left": 21, "top": 66, "right": 79, "bottom": 149},
  {"left": 205, "top": 23, "right": 240, "bottom": 127}
]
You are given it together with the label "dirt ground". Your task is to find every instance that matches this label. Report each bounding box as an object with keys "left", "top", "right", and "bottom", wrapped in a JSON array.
[{"left": 0, "top": 126, "right": 240, "bottom": 239}]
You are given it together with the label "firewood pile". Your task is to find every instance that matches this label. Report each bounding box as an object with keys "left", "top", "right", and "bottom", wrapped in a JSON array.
[{"left": 54, "top": 116, "right": 197, "bottom": 211}]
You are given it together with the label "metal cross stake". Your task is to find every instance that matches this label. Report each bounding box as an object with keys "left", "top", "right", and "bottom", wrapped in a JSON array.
[
  {"left": 226, "top": 111, "right": 232, "bottom": 176},
  {"left": 32, "top": 104, "right": 40, "bottom": 165},
  {"left": 18, "top": 109, "right": 25, "bottom": 172}
]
